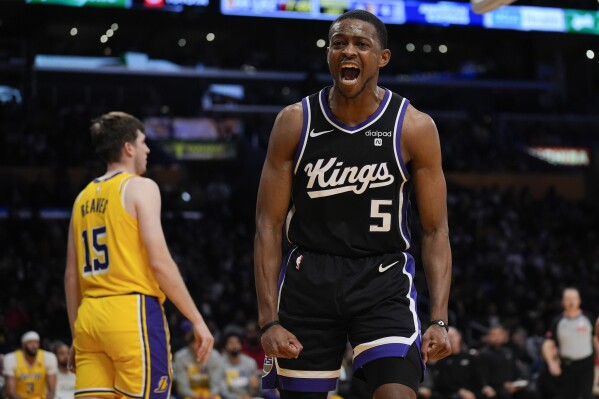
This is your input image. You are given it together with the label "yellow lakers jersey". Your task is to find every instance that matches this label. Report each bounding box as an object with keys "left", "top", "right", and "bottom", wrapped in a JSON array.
[
  {"left": 72, "top": 172, "right": 165, "bottom": 302},
  {"left": 15, "top": 350, "right": 47, "bottom": 399}
]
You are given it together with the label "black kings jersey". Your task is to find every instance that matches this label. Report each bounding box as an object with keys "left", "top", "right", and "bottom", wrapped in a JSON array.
[{"left": 286, "top": 87, "right": 412, "bottom": 257}]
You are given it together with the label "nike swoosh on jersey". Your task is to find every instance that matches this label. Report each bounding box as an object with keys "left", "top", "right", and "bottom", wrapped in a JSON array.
[
  {"left": 378, "top": 260, "right": 400, "bottom": 273},
  {"left": 309, "top": 129, "right": 335, "bottom": 137}
]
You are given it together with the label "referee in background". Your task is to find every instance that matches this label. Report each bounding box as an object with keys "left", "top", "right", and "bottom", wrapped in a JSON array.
[{"left": 541, "top": 287, "right": 598, "bottom": 399}]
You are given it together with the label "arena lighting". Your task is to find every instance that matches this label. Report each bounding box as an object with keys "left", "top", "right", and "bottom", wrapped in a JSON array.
[
  {"left": 70, "top": 27, "right": 78, "bottom": 36},
  {"left": 206, "top": 33, "right": 215, "bottom": 42},
  {"left": 527, "top": 146, "right": 590, "bottom": 166},
  {"left": 406, "top": 43, "right": 415, "bottom": 52},
  {"left": 439, "top": 44, "right": 448, "bottom": 53},
  {"left": 316, "top": 39, "right": 326, "bottom": 48},
  {"left": 587, "top": 50, "right": 595, "bottom": 59}
]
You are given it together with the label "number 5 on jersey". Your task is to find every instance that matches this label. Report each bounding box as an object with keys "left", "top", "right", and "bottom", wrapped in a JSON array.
[
  {"left": 370, "top": 199, "right": 392, "bottom": 232},
  {"left": 82, "top": 226, "right": 109, "bottom": 276}
]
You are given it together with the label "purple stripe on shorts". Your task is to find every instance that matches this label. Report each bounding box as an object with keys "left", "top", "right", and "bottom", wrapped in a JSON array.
[
  {"left": 278, "top": 375, "right": 338, "bottom": 392},
  {"left": 145, "top": 296, "right": 171, "bottom": 399},
  {"left": 352, "top": 343, "right": 411, "bottom": 371},
  {"left": 139, "top": 295, "right": 149, "bottom": 399}
]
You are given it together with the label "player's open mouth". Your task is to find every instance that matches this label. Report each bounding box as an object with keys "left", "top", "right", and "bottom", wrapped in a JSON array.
[{"left": 341, "top": 64, "right": 360, "bottom": 83}]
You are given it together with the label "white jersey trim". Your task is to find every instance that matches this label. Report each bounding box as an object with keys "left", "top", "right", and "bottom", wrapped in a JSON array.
[{"left": 318, "top": 88, "right": 392, "bottom": 134}]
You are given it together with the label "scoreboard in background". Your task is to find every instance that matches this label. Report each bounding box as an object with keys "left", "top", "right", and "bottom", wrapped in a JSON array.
[
  {"left": 26, "top": 0, "right": 209, "bottom": 11},
  {"left": 220, "top": 0, "right": 599, "bottom": 35}
]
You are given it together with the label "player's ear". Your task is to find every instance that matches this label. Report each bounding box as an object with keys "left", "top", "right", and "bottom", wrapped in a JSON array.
[
  {"left": 379, "top": 49, "right": 391, "bottom": 68},
  {"left": 123, "top": 141, "right": 134, "bottom": 157}
]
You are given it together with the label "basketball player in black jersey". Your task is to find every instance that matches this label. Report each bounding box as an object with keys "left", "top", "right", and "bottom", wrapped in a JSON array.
[{"left": 254, "top": 10, "right": 452, "bottom": 399}]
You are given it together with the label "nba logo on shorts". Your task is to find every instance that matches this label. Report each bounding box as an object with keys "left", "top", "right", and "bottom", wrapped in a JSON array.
[
  {"left": 263, "top": 356, "right": 273, "bottom": 375},
  {"left": 374, "top": 138, "right": 382, "bottom": 146}
]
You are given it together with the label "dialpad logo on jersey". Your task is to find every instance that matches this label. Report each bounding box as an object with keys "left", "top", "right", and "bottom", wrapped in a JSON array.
[
  {"left": 304, "top": 157, "right": 394, "bottom": 198},
  {"left": 374, "top": 138, "right": 383, "bottom": 146},
  {"left": 364, "top": 130, "right": 392, "bottom": 137}
]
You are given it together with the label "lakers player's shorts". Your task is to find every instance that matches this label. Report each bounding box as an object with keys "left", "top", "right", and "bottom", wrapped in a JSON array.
[
  {"left": 74, "top": 294, "right": 172, "bottom": 399},
  {"left": 262, "top": 247, "right": 423, "bottom": 392}
]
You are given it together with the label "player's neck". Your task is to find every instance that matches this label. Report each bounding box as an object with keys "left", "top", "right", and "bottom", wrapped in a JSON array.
[
  {"left": 564, "top": 308, "right": 581, "bottom": 318},
  {"left": 104, "top": 162, "right": 135, "bottom": 177},
  {"left": 227, "top": 354, "right": 241, "bottom": 365},
  {"left": 23, "top": 352, "right": 37, "bottom": 364},
  {"left": 328, "top": 85, "right": 384, "bottom": 126}
]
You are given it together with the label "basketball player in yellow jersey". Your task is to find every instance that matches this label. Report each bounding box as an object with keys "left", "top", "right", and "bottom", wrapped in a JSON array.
[
  {"left": 64, "top": 112, "right": 214, "bottom": 399},
  {"left": 4, "top": 331, "right": 58, "bottom": 399}
]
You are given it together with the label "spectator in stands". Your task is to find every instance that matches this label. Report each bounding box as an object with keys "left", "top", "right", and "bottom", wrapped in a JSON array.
[
  {"left": 174, "top": 331, "right": 225, "bottom": 399},
  {"left": 478, "top": 325, "right": 537, "bottom": 399},
  {"left": 53, "top": 342, "right": 75, "bottom": 399},
  {"left": 220, "top": 332, "right": 261, "bottom": 399},
  {"left": 417, "top": 363, "right": 437, "bottom": 399},
  {"left": 0, "top": 353, "right": 5, "bottom": 395},
  {"left": 3, "top": 331, "right": 57, "bottom": 399},
  {"left": 432, "top": 327, "right": 481, "bottom": 399},
  {"left": 540, "top": 287, "right": 596, "bottom": 399},
  {"left": 241, "top": 321, "right": 265, "bottom": 368}
]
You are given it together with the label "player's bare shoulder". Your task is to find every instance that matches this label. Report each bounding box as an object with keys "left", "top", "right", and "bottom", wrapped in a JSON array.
[
  {"left": 401, "top": 104, "right": 440, "bottom": 165},
  {"left": 123, "top": 176, "right": 161, "bottom": 216},
  {"left": 268, "top": 101, "right": 304, "bottom": 160},
  {"left": 127, "top": 175, "right": 157, "bottom": 189}
]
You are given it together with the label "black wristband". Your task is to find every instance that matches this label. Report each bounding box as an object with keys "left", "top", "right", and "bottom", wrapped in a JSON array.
[
  {"left": 430, "top": 319, "right": 449, "bottom": 331},
  {"left": 260, "top": 320, "right": 281, "bottom": 334}
]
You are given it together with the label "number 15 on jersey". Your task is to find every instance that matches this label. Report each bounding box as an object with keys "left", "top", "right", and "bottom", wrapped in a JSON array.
[{"left": 81, "top": 226, "right": 110, "bottom": 276}]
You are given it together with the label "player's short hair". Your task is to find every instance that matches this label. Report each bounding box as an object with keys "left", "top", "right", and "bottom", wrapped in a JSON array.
[
  {"left": 222, "top": 331, "right": 243, "bottom": 347},
  {"left": 90, "top": 111, "right": 144, "bottom": 164},
  {"left": 329, "top": 10, "right": 388, "bottom": 49}
]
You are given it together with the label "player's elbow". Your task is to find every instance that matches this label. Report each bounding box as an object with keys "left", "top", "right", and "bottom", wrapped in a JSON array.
[
  {"left": 421, "top": 223, "right": 449, "bottom": 239},
  {"left": 64, "top": 264, "right": 77, "bottom": 285},
  {"left": 148, "top": 254, "right": 176, "bottom": 277}
]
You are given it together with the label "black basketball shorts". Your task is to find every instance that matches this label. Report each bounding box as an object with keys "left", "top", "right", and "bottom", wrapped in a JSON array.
[{"left": 262, "top": 246, "right": 423, "bottom": 392}]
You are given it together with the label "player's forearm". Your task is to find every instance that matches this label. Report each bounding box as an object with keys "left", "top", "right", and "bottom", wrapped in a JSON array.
[
  {"left": 254, "top": 227, "right": 283, "bottom": 327},
  {"left": 7, "top": 391, "right": 25, "bottom": 399},
  {"left": 421, "top": 229, "right": 452, "bottom": 322},
  {"left": 5, "top": 381, "right": 24, "bottom": 399},
  {"left": 541, "top": 339, "right": 559, "bottom": 365},
  {"left": 64, "top": 268, "right": 81, "bottom": 338},
  {"left": 46, "top": 374, "right": 57, "bottom": 399},
  {"left": 151, "top": 259, "right": 203, "bottom": 325}
]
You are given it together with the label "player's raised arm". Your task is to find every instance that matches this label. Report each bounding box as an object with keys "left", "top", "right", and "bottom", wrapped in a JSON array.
[
  {"left": 127, "top": 176, "right": 214, "bottom": 365},
  {"left": 254, "top": 103, "right": 304, "bottom": 359},
  {"left": 402, "top": 105, "right": 452, "bottom": 363}
]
